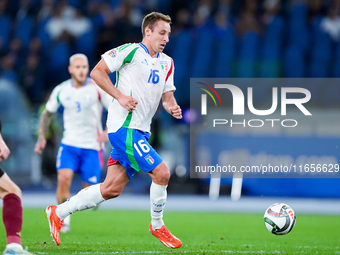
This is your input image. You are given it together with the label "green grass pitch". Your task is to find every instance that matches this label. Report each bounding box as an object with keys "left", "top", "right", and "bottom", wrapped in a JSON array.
[{"left": 0, "top": 209, "right": 339, "bottom": 254}]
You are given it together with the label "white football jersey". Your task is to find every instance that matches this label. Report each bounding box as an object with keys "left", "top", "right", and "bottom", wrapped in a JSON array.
[
  {"left": 102, "top": 42, "right": 175, "bottom": 134},
  {"left": 46, "top": 78, "right": 111, "bottom": 150}
]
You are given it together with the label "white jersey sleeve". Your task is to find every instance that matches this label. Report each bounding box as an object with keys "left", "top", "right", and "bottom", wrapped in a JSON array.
[
  {"left": 163, "top": 58, "right": 176, "bottom": 94},
  {"left": 45, "top": 84, "right": 63, "bottom": 113},
  {"left": 101, "top": 44, "right": 137, "bottom": 73}
]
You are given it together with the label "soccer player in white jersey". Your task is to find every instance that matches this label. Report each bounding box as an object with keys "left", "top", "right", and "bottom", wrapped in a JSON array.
[
  {"left": 35, "top": 54, "right": 111, "bottom": 233},
  {"left": 45, "top": 12, "right": 183, "bottom": 249}
]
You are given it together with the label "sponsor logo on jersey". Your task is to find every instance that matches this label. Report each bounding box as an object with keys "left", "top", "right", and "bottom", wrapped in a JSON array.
[
  {"left": 144, "top": 154, "right": 154, "bottom": 165},
  {"left": 141, "top": 59, "right": 149, "bottom": 65},
  {"left": 109, "top": 49, "right": 117, "bottom": 58}
]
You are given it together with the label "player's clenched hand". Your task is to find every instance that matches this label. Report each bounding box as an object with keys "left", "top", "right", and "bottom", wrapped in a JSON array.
[
  {"left": 118, "top": 95, "right": 138, "bottom": 112},
  {"left": 0, "top": 137, "right": 10, "bottom": 162},
  {"left": 34, "top": 136, "right": 46, "bottom": 155},
  {"left": 170, "top": 105, "right": 182, "bottom": 119}
]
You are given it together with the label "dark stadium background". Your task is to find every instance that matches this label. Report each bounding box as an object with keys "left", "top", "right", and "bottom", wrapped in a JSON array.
[{"left": 0, "top": 0, "right": 340, "bottom": 201}]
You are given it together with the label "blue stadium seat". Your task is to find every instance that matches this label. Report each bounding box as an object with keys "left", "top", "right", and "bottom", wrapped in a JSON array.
[
  {"left": 309, "top": 29, "right": 331, "bottom": 77},
  {"left": 157, "top": 1, "right": 171, "bottom": 13},
  {"left": 48, "top": 42, "right": 71, "bottom": 83},
  {"left": 262, "top": 16, "right": 284, "bottom": 60},
  {"left": 36, "top": 19, "right": 51, "bottom": 52},
  {"left": 288, "top": 3, "right": 309, "bottom": 51},
  {"left": 239, "top": 31, "right": 259, "bottom": 59},
  {"left": 237, "top": 32, "right": 259, "bottom": 77},
  {"left": 15, "top": 16, "right": 33, "bottom": 49},
  {"left": 310, "top": 15, "right": 323, "bottom": 40},
  {"left": 289, "top": 21, "right": 309, "bottom": 52},
  {"left": 75, "top": 31, "right": 96, "bottom": 63},
  {"left": 291, "top": 2, "right": 308, "bottom": 18},
  {"left": 214, "top": 26, "right": 235, "bottom": 78},
  {"left": 284, "top": 46, "right": 305, "bottom": 77},
  {"left": 68, "top": 0, "right": 81, "bottom": 8},
  {"left": 110, "top": 0, "right": 123, "bottom": 9},
  {"left": 191, "top": 30, "right": 214, "bottom": 78},
  {"left": 260, "top": 16, "right": 284, "bottom": 77},
  {"left": 0, "top": 15, "right": 11, "bottom": 50},
  {"left": 171, "top": 30, "right": 192, "bottom": 104}
]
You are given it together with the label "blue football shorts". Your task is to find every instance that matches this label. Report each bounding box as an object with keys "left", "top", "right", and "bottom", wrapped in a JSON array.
[
  {"left": 107, "top": 127, "right": 163, "bottom": 179},
  {"left": 56, "top": 143, "right": 104, "bottom": 184}
]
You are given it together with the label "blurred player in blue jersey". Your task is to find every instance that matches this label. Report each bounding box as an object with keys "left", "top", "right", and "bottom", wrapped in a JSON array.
[
  {"left": 35, "top": 54, "right": 111, "bottom": 233},
  {"left": 45, "top": 12, "right": 183, "bottom": 249},
  {"left": 0, "top": 120, "right": 35, "bottom": 255}
]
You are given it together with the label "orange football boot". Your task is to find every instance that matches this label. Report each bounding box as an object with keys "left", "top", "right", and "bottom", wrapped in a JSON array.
[{"left": 149, "top": 223, "right": 182, "bottom": 249}]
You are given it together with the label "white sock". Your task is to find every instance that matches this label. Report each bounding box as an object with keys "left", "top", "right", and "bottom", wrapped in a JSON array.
[
  {"left": 63, "top": 214, "right": 71, "bottom": 227},
  {"left": 56, "top": 184, "right": 104, "bottom": 220},
  {"left": 6, "top": 243, "right": 23, "bottom": 250},
  {"left": 150, "top": 182, "right": 167, "bottom": 230}
]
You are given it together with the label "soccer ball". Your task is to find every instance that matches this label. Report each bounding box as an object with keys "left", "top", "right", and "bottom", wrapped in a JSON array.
[{"left": 264, "top": 203, "right": 296, "bottom": 235}]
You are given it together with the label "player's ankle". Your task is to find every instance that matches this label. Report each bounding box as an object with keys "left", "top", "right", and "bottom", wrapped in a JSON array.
[
  {"left": 6, "top": 243, "right": 23, "bottom": 250},
  {"left": 151, "top": 219, "right": 164, "bottom": 230}
]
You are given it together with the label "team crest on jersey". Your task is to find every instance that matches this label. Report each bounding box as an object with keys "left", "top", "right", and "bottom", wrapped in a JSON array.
[
  {"left": 109, "top": 49, "right": 117, "bottom": 58},
  {"left": 85, "top": 94, "right": 91, "bottom": 102},
  {"left": 144, "top": 154, "right": 154, "bottom": 165},
  {"left": 160, "top": 61, "right": 168, "bottom": 72}
]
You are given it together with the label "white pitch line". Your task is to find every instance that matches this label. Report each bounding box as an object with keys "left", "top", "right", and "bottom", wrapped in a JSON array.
[{"left": 52, "top": 250, "right": 281, "bottom": 254}]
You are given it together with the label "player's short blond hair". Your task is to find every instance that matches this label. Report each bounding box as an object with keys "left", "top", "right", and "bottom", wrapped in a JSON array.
[
  {"left": 69, "top": 53, "right": 88, "bottom": 65},
  {"left": 141, "top": 12, "right": 171, "bottom": 37}
]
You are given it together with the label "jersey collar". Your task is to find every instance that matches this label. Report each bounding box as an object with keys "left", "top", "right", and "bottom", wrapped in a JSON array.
[
  {"left": 139, "top": 42, "right": 159, "bottom": 58},
  {"left": 71, "top": 77, "right": 90, "bottom": 88}
]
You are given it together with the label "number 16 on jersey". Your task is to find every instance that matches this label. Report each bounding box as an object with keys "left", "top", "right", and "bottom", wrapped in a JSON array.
[{"left": 148, "top": 69, "right": 160, "bottom": 84}]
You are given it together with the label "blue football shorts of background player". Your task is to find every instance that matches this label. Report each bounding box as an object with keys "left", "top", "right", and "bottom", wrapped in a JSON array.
[{"left": 56, "top": 144, "right": 103, "bottom": 184}]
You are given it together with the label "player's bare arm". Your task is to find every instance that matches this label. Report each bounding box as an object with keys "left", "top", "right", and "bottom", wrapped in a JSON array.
[
  {"left": 162, "top": 91, "right": 182, "bottom": 119},
  {"left": 0, "top": 119, "right": 10, "bottom": 162},
  {"left": 0, "top": 133, "right": 10, "bottom": 162},
  {"left": 97, "top": 127, "right": 109, "bottom": 143},
  {"left": 34, "top": 109, "right": 53, "bottom": 155},
  {"left": 90, "top": 60, "right": 138, "bottom": 112}
]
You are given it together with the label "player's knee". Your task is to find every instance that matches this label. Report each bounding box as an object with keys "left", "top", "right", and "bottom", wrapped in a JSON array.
[
  {"left": 58, "top": 175, "right": 72, "bottom": 188},
  {"left": 153, "top": 167, "right": 170, "bottom": 186},
  {"left": 1, "top": 183, "right": 22, "bottom": 199},
  {"left": 160, "top": 171, "right": 170, "bottom": 185},
  {"left": 11, "top": 185, "right": 22, "bottom": 199}
]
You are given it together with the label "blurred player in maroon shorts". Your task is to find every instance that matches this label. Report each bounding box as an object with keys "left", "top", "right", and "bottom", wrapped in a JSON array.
[{"left": 0, "top": 119, "right": 34, "bottom": 255}]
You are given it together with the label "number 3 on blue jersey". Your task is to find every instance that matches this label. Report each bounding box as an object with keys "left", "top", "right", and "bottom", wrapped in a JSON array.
[{"left": 148, "top": 69, "right": 160, "bottom": 84}]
